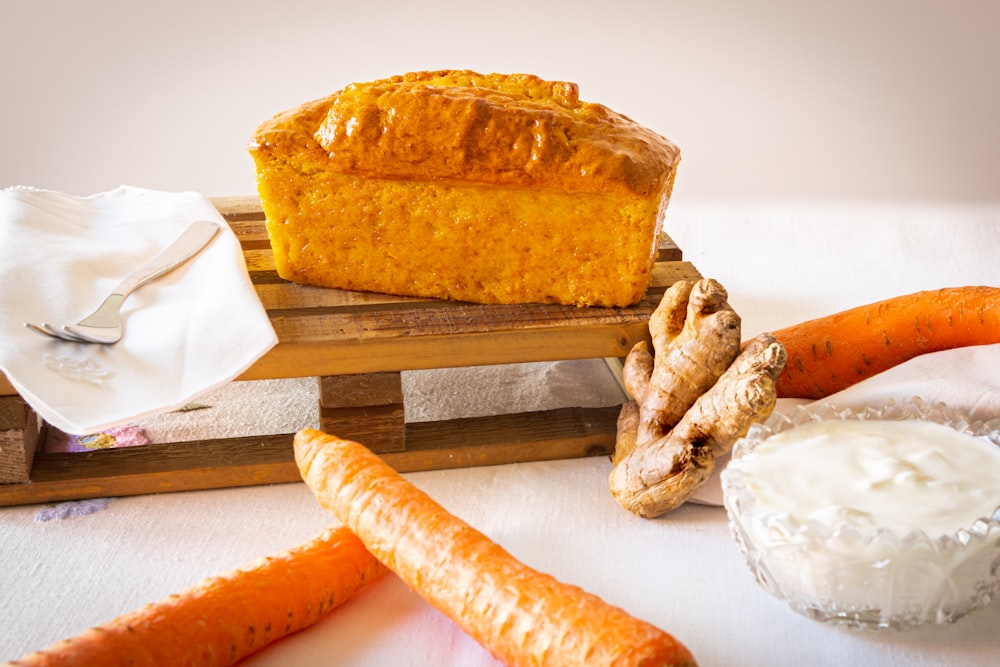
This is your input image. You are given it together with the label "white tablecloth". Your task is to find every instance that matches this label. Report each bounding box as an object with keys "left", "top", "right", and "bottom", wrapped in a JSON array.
[{"left": 2, "top": 200, "right": 999, "bottom": 666}]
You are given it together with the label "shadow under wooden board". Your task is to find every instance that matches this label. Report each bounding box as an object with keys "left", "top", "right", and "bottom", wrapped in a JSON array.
[{"left": 0, "top": 197, "right": 702, "bottom": 507}]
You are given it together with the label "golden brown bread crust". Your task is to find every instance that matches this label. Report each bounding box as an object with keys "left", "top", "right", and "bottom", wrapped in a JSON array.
[
  {"left": 248, "top": 70, "right": 680, "bottom": 307},
  {"left": 303, "top": 71, "right": 679, "bottom": 196}
]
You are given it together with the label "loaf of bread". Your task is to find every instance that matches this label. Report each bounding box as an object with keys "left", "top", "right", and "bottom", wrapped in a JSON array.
[{"left": 248, "top": 70, "right": 680, "bottom": 307}]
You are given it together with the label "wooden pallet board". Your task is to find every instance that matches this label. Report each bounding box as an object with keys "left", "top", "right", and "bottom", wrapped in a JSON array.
[
  {"left": 0, "top": 197, "right": 701, "bottom": 506},
  {"left": 1, "top": 407, "right": 621, "bottom": 506}
]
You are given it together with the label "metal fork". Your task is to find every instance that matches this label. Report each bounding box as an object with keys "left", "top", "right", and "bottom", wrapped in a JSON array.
[{"left": 25, "top": 220, "right": 221, "bottom": 344}]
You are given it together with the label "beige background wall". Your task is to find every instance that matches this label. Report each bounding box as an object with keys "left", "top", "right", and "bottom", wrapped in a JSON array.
[{"left": 2, "top": 0, "right": 998, "bottom": 202}]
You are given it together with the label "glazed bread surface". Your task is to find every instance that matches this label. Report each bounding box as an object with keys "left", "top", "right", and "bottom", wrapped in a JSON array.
[{"left": 249, "top": 70, "right": 680, "bottom": 307}]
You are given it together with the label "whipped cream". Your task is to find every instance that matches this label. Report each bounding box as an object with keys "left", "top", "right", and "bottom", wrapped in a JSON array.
[{"left": 739, "top": 419, "right": 1000, "bottom": 537}]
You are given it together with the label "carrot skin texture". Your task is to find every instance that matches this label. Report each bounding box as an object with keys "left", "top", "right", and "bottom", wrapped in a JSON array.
[
  {"left": 5, "top": 525, "right": 386, "bottom": 667},
  {"left": 770, "top": 286, "right": 1000, "bottom": 399},
  {"left": 294, "top": 428, "right": 698, "bottom": 667}
]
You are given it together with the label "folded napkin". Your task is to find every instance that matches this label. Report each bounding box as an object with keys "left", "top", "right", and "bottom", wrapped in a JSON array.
[
  {"left": 690, "top": 342, "right": 1000, "bottom": 505},
  {"left": 0, "top": 186, "right": 278, "bottom": 435}
]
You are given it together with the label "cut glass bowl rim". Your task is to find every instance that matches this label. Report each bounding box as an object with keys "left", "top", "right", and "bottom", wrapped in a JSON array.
[{"left": 723, "top": 396, "right": 1000, "bottom": 549}]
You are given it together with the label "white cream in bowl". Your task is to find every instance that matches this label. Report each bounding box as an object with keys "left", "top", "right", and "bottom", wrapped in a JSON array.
[{"left": 722, "top": 399, "right": 1000, "bottom": 630}]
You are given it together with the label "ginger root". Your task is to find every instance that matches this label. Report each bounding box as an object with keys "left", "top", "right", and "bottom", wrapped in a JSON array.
[
  {"left": 624, "top": 279, "right": 742, "bottom": 449},
  {"left": 610, "top": 279, "right": 787, "bottom": 518}
]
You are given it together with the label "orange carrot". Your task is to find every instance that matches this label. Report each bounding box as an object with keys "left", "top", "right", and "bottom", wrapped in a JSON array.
[
  {"left": 5, "top": 525, "right": 386, "bottom": 667},
  {"left": 294, "top": 428, "right": 698, "bottom": 667},
  {"left": 769, "top": 285, "right": 1000, "bottom": 399}
]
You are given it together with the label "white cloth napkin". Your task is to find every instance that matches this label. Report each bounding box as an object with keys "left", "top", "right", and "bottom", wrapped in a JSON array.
[
  {"left": 0, "top": 186, "right": 278, "bottom": 434},
  {"left": 690, "top": 342, "right": 1000, "bottom": 505}
]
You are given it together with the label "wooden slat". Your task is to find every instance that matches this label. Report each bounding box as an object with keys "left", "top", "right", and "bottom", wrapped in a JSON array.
[
  {"left": 0, "top": 434, "right": 300, "bottom": 505},
  {"left": 0, "top": 407, "right": 618, "bottom": 506},
  {"left": 254, "top": 280, "right": 436, "bottom": 312},
  {"left": 249, "top": 259, "right": 695, "bottom": 311},
  {"left": 236, "top": 259, "right": 702, "bottom": 380},
  {"left": 240, "top": 321, "right": 655, "bottom": 381},
  {"left": 250, "top": 262, "right": 699, "bottom": 314},
  {"left": 210, "top": 196, "right": 269, "bottom": 222}
]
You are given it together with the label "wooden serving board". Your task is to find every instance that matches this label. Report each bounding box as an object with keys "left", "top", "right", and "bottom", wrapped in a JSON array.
[{"left": 0, "top": 197, "right": 702, "bottom": 506}]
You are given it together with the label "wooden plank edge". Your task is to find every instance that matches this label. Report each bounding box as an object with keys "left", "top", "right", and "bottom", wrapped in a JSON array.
[
  {"left": 211, "top": 196, "right": 266, "bottom": 222},
  {"left": 0, "top": 373, "right": 16, "bottom": 396},
  {"left": 240, "top": 265, "right": 702, "bottom": 380},
  {"left": 396, "top": 405, "right": 617, "bottom": 470},
  {"left": 247, "top": 261, "right": 699, "bottom": 320},
  {"left": 0, "top": 406, "right": 619, "bottom": 507},
  {"left": 0, "top": 434, "right": 298, "bottom": 506},
  {"left": 238, "top": 323, "right": 653, "bottom": 381}
]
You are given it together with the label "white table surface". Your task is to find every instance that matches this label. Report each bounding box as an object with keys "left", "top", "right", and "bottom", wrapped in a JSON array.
[{"left": 2, "top": 200, "right": 999, "bottom": 666}]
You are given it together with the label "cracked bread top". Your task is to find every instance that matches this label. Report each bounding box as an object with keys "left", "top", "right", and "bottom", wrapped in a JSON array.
[{"left": 251, "top": 70, "right": 680, "bottom": 197}]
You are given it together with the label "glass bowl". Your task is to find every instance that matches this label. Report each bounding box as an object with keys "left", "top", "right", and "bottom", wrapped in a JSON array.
[{"left": 721, "top": 398, "right": 1000, "bottom": 631}]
